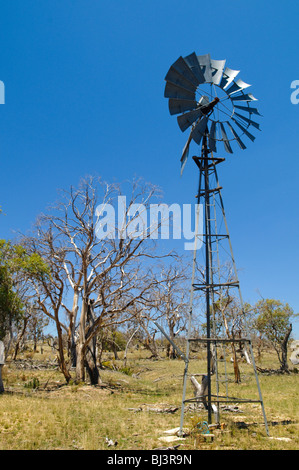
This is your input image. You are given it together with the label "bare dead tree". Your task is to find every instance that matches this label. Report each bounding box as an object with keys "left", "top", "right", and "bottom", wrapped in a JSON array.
[
  {"left": 130, "top": 310, "right": 161, "bottom": 359},
  {"left": 152, "top": 262, "right": 189, "bottom": 359},
  {"left": 123, "top": 259, "right": 192, "bottom": 360},
  {"left": 123, "top": 326, "right": 140, "bottom": 367},
  {"left": 24, "top": 176, "right": 174, "bottom": 384},
  {"left": 24, "top": 229, "right": 72, "bottom": 382}
]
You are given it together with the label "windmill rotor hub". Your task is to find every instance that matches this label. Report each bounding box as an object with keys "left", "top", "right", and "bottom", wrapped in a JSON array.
[{"left": 200, "top": 96, "right": 220, "bottom": 116}]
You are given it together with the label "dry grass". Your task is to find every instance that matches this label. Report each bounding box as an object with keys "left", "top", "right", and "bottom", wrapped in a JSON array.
[{"left": 0, "top": 346, "right": 298, "bottom": 450}]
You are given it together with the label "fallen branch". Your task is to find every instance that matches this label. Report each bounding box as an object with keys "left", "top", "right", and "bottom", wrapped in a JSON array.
[
  {"left": 153, "top": 444, "right": 181, "bottom": 450},
  {"left": 128, "top": 403, "right": 179, "bottom": 414},
  {"left": 256, "top": 366, "right": 290, "bottom": 375}
]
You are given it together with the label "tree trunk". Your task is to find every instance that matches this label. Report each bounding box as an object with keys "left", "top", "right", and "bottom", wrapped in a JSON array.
[
  {"left": 76, "top": 300, "right": 101, "bottom": 385},
  {"left": 220, "top": 305, "right": 241, "bottom": 383},
  {"left": 0, "top": 366, "right": 4, "bottom": 393},
  {"left": 166, "top": 342, "right": 177, "bottom": 359},
  {"left": 85, "top": 302, "right": 101, "bottom": 385},
  {"left": 143, "top": 333, "right": 159, "bottom": 358},
  {"left": 190, "top": 375, "right": 209, "bottom": 410},
  {"left": 68, "top": 288, "right": 79, "bottom": 367},
  {"left": 76, "top": 299, "right": 87, "bottom": 382},
  {"left": 166, "top": 327, "right": 177, "bottom": 359},
  {"left": 13, "top": 315, "right": 29, "bottom": 360},
  {"left": 55, "top": 311, "right": 71, "bottom": 383},
  {"left": 123, "top": 327, "right": 139, "bottom": 367},
  {"left": 0, "top": 341, "right": 4, "bottom": 393},
  {"left": 280, "top": 324, "right": 292, "bottom": 372},
  {"left": 69, "top": 336, "right": 77, "bottom": 368},
  {"left": 76, "top": 343, "right": 85, "bottom": 382},
  {"left": 111, "top": 332, "right": 119, "bottom": 360},
  {"left": 5, "top": 322, "right": 13, "bottom": 361},
  {"left": 232, "top": 344, "right": 241, "bottom": 383},
  {"left": 76, "top": 336, "right": 100, "bottom": 385},
  {"left": 230, "top": 333, "right": 241, "bottom": 383},
  {"left": 85, "top": 337, "right": 101, "bottom": 385}
]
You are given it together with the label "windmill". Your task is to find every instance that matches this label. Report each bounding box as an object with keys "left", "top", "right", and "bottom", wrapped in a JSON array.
[{"left": 163, "top": 52, "right": 269, "bottom": 436}]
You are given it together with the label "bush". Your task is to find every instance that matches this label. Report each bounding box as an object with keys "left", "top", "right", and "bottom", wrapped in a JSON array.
[{"left": 24, "top": 377, "right": 40, "bottom": 389}]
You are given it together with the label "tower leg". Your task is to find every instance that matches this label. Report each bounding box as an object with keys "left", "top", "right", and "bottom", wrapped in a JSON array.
[
  {"left": 179, "top": 154, "right": 204, "bottom": 436},
  {"left": 203, "top": 134, "right": 213, "bottom": 424}
]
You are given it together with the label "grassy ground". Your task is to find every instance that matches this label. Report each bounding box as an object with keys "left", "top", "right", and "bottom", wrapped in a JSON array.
[{"left": 0, "top": 346, "right": 298, "bottom": 450}]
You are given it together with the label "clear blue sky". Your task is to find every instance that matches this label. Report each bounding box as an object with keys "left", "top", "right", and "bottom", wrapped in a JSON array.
[{"left": 0, "top": 1, "right": 298, "bottom": 337}]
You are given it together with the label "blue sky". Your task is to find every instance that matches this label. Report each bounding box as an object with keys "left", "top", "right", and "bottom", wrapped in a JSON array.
[{"left": 0, "top": 1, "right": 299, "bottom": 336}]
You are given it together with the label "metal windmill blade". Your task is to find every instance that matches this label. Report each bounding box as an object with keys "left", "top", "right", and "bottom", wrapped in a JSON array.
[
  {"left": 209, "top": 121, "right": 217, "bottom": 152},
  {"left": 197, "top": 54, "right": 213, "bottom": 83},
  {"left": 234, "top": 112, "right": 261, "bottom": 130},
  {"left": 168, "top": 98, "right": 198, "bottom": 116},
  {"left": 180, "top": 132, "right": 193, "bottom": 175},
  {"left": 234, "top": 104, "right": 262, "bottom": 116},
  {"left": 231, "top": 117, "right": 256, "bottom": 141},
  {"left": 230, "top": 92, "right": 257, "bottom": 102},
  {"left": 164, "top": 51, "right": 262, "bottom": 171},
  {"left": 220, "top": 122, "right": 233, "bottom": 154},
  {"left": 184, "top": 52, "right": 205, "bottom": 84},
  {"left": 225, "top": 79, "right": 251, "bottom": 96},
  {"left": 220, "top": 67, "right": 240, "bottom": 89},
  {"left": 165, "top": 66, "right": 197, "bottom": 93},
  {"left": 177, "top": 107, "right": 204, "bottom": 132},
  {"left": 191, "top": 115, "right": 209, "bottom": 145},
  {"left": 210, "top": 59, "right": 226, "bottom": 85},
  {"left": 164, "top": 82, "right": 195, "bottom": 101},
  {"left": 226, "top": 122, "right": 247, "bottom": 150},
  {"left": 170, "top": 56, "right": 200, "bottom": 87}
]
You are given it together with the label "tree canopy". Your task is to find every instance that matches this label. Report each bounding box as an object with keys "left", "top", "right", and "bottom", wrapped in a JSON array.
[
  {"left": 254, "top": 298, "right": 298, "bottom": 371},
  {"left": 0, "top": 239, "right": 49, "bottom": 341}
]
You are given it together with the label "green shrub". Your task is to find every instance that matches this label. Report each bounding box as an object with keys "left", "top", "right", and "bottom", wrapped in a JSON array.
[{"left": 24, "top": 377, "right": 40, "bottom": 389}]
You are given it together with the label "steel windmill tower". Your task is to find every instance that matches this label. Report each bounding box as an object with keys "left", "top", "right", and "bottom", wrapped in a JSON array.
[{"left": 163, "top": 52, "right": 269, "bottom": 435}]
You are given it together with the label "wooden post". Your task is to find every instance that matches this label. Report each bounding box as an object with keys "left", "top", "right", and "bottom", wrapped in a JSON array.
[{"left": 0, "top": 341, "right": 4, "bottom": 393}]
